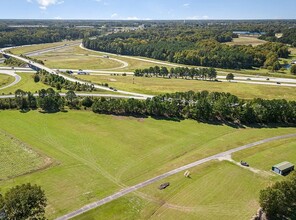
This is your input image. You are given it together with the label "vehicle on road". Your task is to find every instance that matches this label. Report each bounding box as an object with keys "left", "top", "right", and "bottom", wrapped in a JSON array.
[{"left": 240, "top": 161, "right": 250, "bottom": 167}]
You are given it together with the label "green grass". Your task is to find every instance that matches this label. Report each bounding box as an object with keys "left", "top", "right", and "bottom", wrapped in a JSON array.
[
  {"left": 75, "top": 161, "right": 271, "bottom": 220},
  {"left": 35, "top": 53, "right": 123, "bottom": 70},
  {"left": 0, "top": 72, "right": 53, "bottom": 95},
  {"left": 0, "top": 73, "right": 14, "bottom": 89},
  {"left": 76, "top": 75, "right": 296, "bottom": 100},
  {"left": 226, "top": 36, "right": 266, "bottom": 46},
  {"left": 0, "top": 111, "right": 295, "bottom": 219},
  {"left": 9, "top": 40, "right": 81, "bottom": 55},
  {"left": 233, "top": 137, "right": 296, "bottom": 172},
  {"left": 0, "top": 129, "right": 49, "bottom": 180}
]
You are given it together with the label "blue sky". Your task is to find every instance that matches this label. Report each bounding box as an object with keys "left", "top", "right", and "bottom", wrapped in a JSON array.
[{"left": 1, "top": 0, "right": 296, "bottom": 20}]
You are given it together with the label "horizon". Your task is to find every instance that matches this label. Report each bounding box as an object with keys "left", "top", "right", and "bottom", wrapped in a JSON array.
[{"left": 1, "top": 0, "right": 296, "bottom": 20}]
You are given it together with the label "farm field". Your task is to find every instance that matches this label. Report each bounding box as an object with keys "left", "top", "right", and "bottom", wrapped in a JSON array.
[
  {"left": 0, "top": 111, "right": 295, "bottom": 219},
  {"left": 76, "top": 161, "right": 270, "bottom": 220},
  {"left": 226, "top": 36, "right": 266, "bottom": 46},
  {"left": 233, "top": 137, "right": 296, "bottom": 172},
  {"left": 0, "top": 73, "right": 14, "bottom": 88},
  {"left": 9, "top": 40, "right": 81, "bottom": 55},
  {"left": 77, "top": 74, "right": 296, "bottom": 100}
]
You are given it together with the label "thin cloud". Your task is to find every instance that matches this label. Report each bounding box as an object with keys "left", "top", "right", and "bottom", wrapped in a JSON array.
[
  {"left": 34, "top": 0, "right": 64, "bottom": 10},
  {"left": 183, "top": 3, "right": 190, "bottom": 7}
]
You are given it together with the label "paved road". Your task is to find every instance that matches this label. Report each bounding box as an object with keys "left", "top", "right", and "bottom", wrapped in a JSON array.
[
  {"left": 56, "top": 133, "right": 296, "bottom": 220},
  {"left": 0, "top": 93, "right": 147, "bottom": 100},
  {"left": 0, "top": 50, "right": 153, "bottom": 99},
  {"left": 0, "top": 70, "right": 21, "bottom": 90}
]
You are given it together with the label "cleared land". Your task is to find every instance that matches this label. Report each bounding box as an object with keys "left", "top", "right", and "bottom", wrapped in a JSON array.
[
  {"left": 226, "top": 36, "right": 266, "bottom": 46},
  {"left": 0, "top": 129, "right": 50, "bottom": 180},
  {"left": 77, "top": 75, "right": 296, "bottom": 100},
  {"left": 233, "top": 137, "right": 296, "bottom": 173},
  {"left": 0, "top": 72, "right": 53, "bottom": 94},
  {"left": 76, "top": 161, "right": 270, "bottom": 220},
  {"left": 0, "top": 73, "right": 14, "bottom": 88},
  {"left": 0, "top": 111, "right": 295, "bottom": 219}
]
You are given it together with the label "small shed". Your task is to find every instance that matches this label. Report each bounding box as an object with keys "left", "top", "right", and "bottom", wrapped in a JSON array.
[{"left": 272, "top": 161, "right": 294, "bottom": 176}]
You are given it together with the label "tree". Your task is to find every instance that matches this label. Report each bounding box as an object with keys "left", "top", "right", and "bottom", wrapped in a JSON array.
[
  {"left": 65, "top": 90, "right": 77, "bottom": 108},
  {"left": 15, "top": 89, "right": 28, "bottom": 110},
  {"left": 3, "top": 183, "right": 47, "bottom": 220},
  {"left": 34, "top": 74, "right": 40, "bottom": 83},
  {"left": 291, "top": 64, "right": 296, "bottom": 75},
  {"left": 259, "top": 172, "right": 296, "bottom": 220},
  {"left": 226, "top": 73, "right": 234, "bottom": 81},
  {"left": 81, "top": 97, "right": 93, "bottom": 108}
]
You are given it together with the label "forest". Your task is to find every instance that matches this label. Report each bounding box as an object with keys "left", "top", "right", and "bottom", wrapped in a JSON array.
[{"left": 83, "top": 26, "right": 289, "bottom": 70}]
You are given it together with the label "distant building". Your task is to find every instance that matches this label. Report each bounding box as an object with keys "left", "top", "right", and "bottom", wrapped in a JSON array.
[{"left": 272, "top": 162, "right": 294, "bottom": 176}]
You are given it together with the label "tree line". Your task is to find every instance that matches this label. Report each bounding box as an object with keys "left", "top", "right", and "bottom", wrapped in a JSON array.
[
  {"left": 134, "top": 66, "right": 217, "bottom": 80},
  {"left": 35, "top": 70, "right": 96, "bottom": 92},
  {"left": 260, "top": 28, "right": 296, "bottom": 47},
  {"left": 1, "top": 90, "right": 295, "bottom": 125},
  {"left": 0, "top": 27, "right": 100, "bottom": 48},
  {"left": 91, "top": 91, "right": 296, "bottom": 124}
]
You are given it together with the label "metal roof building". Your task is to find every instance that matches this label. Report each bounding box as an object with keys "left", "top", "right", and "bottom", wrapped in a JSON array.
[{"left": 272, "top": 161, "right": 294, "bottom": 176}]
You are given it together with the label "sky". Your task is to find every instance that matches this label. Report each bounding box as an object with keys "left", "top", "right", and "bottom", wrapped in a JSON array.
[{"left": 1, "top": 0, "right": 296, "bottom": 20}]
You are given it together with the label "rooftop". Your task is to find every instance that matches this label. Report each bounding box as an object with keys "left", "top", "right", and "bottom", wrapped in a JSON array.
[{"left": 273, "top": 161, "right": 294, "bottom": 171}]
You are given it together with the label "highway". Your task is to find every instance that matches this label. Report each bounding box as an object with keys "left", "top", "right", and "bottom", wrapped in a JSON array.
[
  {"left": 0, "top": 93, "right": 147, "bottom": 100},
  {"left": 0, "top": 50, "right": 153, "bottom": 99},
  {"left": 56, "top": 133, "right": 296, "bottom": 220},
  {"left": 0, "top": 70, "right": 21, "bottom": 90}
]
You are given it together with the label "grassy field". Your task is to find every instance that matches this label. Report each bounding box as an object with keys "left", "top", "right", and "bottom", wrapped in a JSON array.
[
  {"left": 35, "top": 53, "right": 123, "bottom": 70},
  {"left": 0, "top": 129, "right": 50, "bottom": 180},
  {"left": 226, "top": 36, "right": 266, "bottom": 46},
  {"left": 76, "top": 161, "right": 270, "bottom": 220},
  {"left": 0, "top": 111, "right": 295, "bottom": 219},
  {"left": 77, "top": 75, "right": 296, "bottom": 100},
  {"left": 233, "top": 137, "right": 296, "bottom": 172},
  {"left": 0, "top": 73, "right": 14, "bottom": 88},
  {"left": 9, "top": 40, "right": 81, "bottom": 55},
  {"left": 0, "top": 72, "right": 54, "bottom": 94}
]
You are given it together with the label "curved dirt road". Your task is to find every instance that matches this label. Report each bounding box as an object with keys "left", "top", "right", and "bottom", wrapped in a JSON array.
[{"left": 56, "top": 133, "right": 296, "bottom": 220}]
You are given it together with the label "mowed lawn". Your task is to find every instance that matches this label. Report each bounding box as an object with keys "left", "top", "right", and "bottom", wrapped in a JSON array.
[
  {"left": 76, "top": 161, "right": 270, "bottom": 220},
  {"left": 77, "top": 75, "right": 296, "bottom": 100},
  {"left": 0, "top": 111, "right": 295, "bottom": 219},
  {"left": 0, "top": 130, "right": 49, "bottom": 180},
  {"left": 35, "top": 53, "right": 123, "bottom": 70},
  {"left": 233, "top": 137, "right": 296, "bottom": 173},
  {"left": 0, "top": 73, "right": 14, "bottom": 89},
  {"left": 0, "top": 72, "right": 53, "bottom": 94}
]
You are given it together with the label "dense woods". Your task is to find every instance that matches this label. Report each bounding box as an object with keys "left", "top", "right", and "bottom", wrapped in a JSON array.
[
  {"left": 260, "top": 28, "right": 296, "bottom": 47},
  {"left": 0, "top": 27, "right": 99, "bottom": 48},
  {"left": 83, "top": 26, "right": 289, "bottom": 70}
]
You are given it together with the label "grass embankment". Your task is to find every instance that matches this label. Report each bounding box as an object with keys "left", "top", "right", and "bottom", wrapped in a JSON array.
[
  {"left": 0, "top": 73, "right": 53, "bottom": 94},
  {"left": 0, "top": 111, "right": 295, "bottom": 219},
  {"left": 9, "top": 40, "right": 81, "bottom": 55},
  {"left": 0, "top": 73, "right": 14, "bottom": 89},
  {"left": 77, "top": 75, "right": 296, "bottom": 100}
]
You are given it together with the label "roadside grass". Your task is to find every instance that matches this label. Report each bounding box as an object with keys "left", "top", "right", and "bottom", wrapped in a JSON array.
[
  {"left": 0, "top": 129, "right": 49, "bottom": 180},
  {"left": 0, "top": 111, "right": 295, "bottom": 219},
  {"left": 0, "top": 72, "right": 54, "bottom": 94},
  {"left": 74, "top": 161, "right": 271, "bottom": 220},
  {"left": 9, "top": 40, "right": 81, "bottom": 55},
  {"left": 226, "top": 36, "right": 266, "bottom": 46},
  {"left": 76, "top": 75, "right": 296, "bottom": 100},
  {"left": 232, "top": 137, "right": 296, "bottom": 173},
  {"left": 34, "top": 53, "right": 122, "bottom": 70},
  {"left": 0, "top": 73, "right": 14, "bottom": 88}
]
